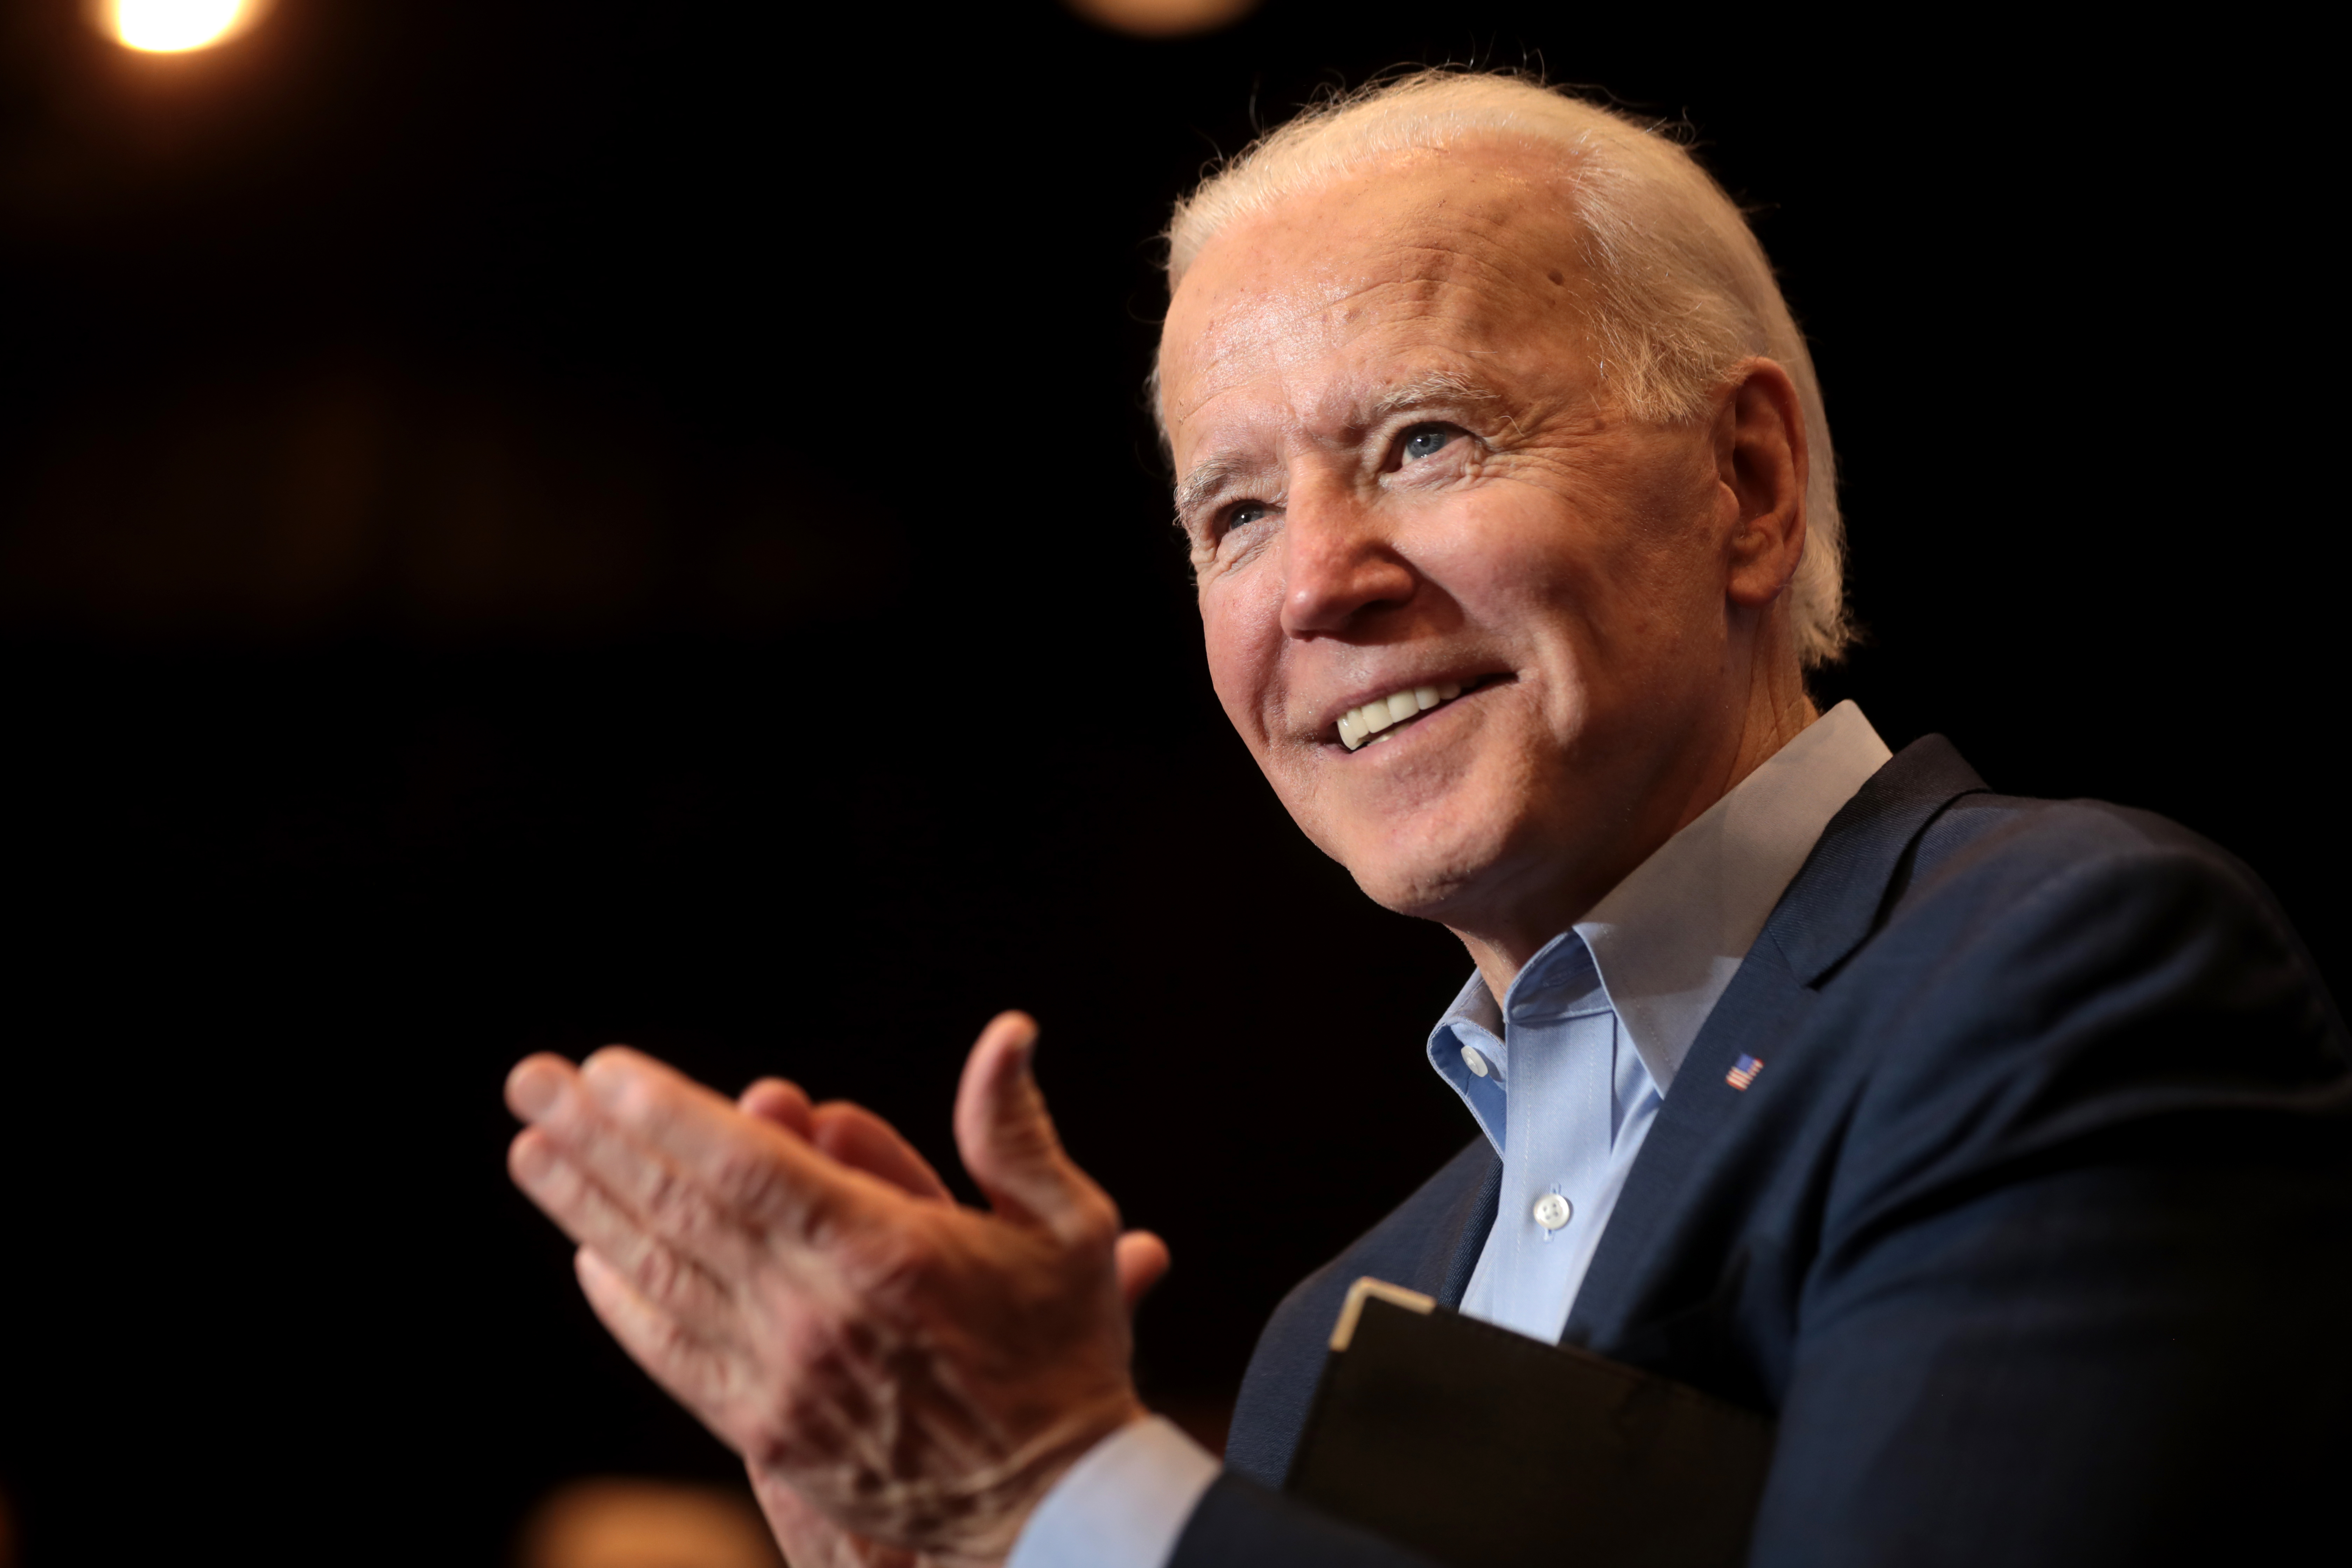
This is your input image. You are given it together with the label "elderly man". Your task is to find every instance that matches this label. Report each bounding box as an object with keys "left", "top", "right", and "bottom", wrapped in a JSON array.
[{"left": 503, "top": 74, "right": 2351, "bottom": 1567}]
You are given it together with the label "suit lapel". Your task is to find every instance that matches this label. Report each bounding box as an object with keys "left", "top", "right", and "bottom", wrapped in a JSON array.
[
  {"left": 1225, "top": 1137, "right": 1499, "bottom": 1485},
  {"left": 1422, "top": 1152, "right": 1503, "bottom": 1307},
  {"left": 1562, "top": 736, "right": 1987, "bottom": 1345}
]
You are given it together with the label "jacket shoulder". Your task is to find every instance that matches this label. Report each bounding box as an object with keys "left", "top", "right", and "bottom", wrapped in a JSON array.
[
  {"left": 1815, "top": 788, "right": 2350, "bottom": 1220},
  {"left": 1861, "top": 789, "right": 2334, "bottom": 1027},
  {"left": 1904, "top": 789, "right": 2263, "bottom": 899}
]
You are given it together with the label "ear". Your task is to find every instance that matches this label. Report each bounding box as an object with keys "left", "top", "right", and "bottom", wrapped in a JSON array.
[{"left": 1713, "top": 358, "right": 1809, "bottom": 609}]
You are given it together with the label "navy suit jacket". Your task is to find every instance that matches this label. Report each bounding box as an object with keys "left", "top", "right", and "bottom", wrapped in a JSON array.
[{"left": 1170, "top": 737, "right": 2352, "bottom": 1567}]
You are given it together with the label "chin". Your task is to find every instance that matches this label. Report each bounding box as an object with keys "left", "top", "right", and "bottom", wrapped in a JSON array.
[{"left": 1332, "top": 812, "right": 1521, "bottom": 924}]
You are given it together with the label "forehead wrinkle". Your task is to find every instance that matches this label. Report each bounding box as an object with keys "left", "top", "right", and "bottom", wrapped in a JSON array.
[
  {"left": 1162, "top": 167, "right": 1591, "bottom": 485},
  {"left": 1168, "top": 267, "right": 1491, "bottom": 432},
  {"left": 1171, "top": 221, "right": 1563, "bottom": 413},
  {"left": 1371, "top": 233, "right": 1576, "bottom": 346}
]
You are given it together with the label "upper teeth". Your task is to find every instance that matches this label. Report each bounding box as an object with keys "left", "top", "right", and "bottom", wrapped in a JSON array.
[{"left": 1337, "top": 682, "right": 1464, "bottom": 751}]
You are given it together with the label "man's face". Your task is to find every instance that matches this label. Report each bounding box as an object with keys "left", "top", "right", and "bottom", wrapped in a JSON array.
[{"left": 1159, "top": 145, "right": 1769, "bottom": 940}]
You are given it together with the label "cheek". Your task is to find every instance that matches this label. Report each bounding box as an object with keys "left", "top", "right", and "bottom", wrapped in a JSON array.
[
  {"left": 1411, "top": 492, "right": 1595, "bottom": 642},
  {"left": 1199, "top": 581, "right": 1286, "bottom": 742},
  {"left": 1490, "top": 461, "right": 1716, "bottom": 627}
]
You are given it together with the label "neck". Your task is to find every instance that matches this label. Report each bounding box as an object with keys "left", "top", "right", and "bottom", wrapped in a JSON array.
[{"left": 1450, "top": 659, "right": 1819, "bottom": 1002}]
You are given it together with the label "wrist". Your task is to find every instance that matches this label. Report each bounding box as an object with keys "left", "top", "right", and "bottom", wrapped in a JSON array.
[
  {"left": 743, "top": 1394, "right": 1149, "bottom": 1565},
  {"left": 964, "top": 1395, "right": 1151, "bottom": 1559}
]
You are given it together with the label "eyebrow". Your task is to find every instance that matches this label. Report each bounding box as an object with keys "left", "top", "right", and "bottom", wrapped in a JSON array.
[
  {"left": 1172, "top": 368, "right": 1505, "bottom": 521},
  {"left": 1362, "top": 368, "right": 1501, "bottom": 425},
  {"left": 1174, "top": 455, "right": 1256, "bottom": 522}
]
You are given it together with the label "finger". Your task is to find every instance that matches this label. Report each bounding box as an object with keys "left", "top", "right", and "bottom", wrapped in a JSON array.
[
  {"left": 1113, "top": 1230, "right": 1171, "bottom": 1316},
  {"left": 511, "top": 1062, "right": 775, "bottom": 1278},
  {"left": 745, "top": 1077, "right": 952, "bottom": 1203},
  {"left": 509, "top": 1129, "right": 741, "bottom": 1337},
  {"left": 573, "top": 1245, "right": 744, "bottom": 1441},
  {"left": 952, "top": 1012, "right": 1116, "bottom": 1247},
  {"left": 571, "top": 1046, "right": 860, "bottom": 1239},
  {"left": 740, "top": 1077, "right": 815, "bottom": 1140},
  {"left": 810, "top": 1101, "right": 953, "bottom": 1202},
  {"left": 506, "top": 1051, "right": 579, "bottom": 1122}
]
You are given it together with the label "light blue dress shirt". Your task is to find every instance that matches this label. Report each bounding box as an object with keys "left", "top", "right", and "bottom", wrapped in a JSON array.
[
  {"left": 1433, "top": 932, "right": 1661, "bottom": 1345},
  {"left": 1006, "top": 703, "right": 1894, "bottom": 1568}
]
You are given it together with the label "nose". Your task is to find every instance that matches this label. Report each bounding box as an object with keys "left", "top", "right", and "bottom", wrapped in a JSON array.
[{"left": 1279, "top": 476, "right": 1417, "bottom": 638}]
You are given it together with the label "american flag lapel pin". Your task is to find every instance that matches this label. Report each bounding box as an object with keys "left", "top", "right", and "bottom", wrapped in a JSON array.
[{"left": 1726, "top": 1054, "right": 1764, "bottom": 1091}]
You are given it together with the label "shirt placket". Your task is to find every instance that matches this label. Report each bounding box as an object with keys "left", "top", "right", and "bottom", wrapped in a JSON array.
[{"left": 1486, "top": 954, "right": 1617, "bottom": 1343}]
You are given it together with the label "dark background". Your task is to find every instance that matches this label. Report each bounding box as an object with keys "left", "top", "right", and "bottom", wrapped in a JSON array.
[{"left": 0, "top": 2, "right": 2336, "bottom": 1563}]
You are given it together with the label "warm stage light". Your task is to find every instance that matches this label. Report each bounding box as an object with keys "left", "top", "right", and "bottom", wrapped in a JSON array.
[
  {"left": 107, "top": 0, "right": 262, "bottom": 54},
  {"left": 1064, "top": 0, "right": 1260, "bottom": 39}
]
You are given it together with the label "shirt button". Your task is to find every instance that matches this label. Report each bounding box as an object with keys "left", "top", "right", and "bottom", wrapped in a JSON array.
[
  {"left": 1461, "top": 1045, "right": 1493, "bottom": 1079},
  {"left": 1532, "top": 1194, "right": 1572, "bottom": 1230}
]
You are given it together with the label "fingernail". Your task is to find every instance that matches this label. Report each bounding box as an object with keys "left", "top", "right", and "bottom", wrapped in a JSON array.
[
  {"left": 511, "top": 1134, "right": 553, "bottom": 1184},
  {"left": 509, "top": 1060, "right": 562, "bottom": 1120}
]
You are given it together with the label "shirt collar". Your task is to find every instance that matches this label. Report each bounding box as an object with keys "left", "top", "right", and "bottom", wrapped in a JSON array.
[
  {"left": 1428, "top": 966, "right": 1512, "bottom": 1151},
  {"left": 1426, "top": 700, "right": 1891, "bottom": 1104}
]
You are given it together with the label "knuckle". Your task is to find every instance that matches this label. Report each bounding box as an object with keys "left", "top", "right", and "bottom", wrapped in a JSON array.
[
  {"left": 651, "top": 1314, "right": 700, "bottom": 1373},
  {"left": 638, "top": 1161, "right": 692, "bottom": 1225},
  {"left": 637, "top": 1169, "right": 722, "bottom": 1258},
  {"left": 853, "top": 1226, "right": 927, "bottom": 1289},
  {"left": 644, "top": 1160, "right": 705, "bottom": 1225},
  {"left": 706, "top": 1144, "right": 784, "bottom": 1217},
  {"left": 1066, "top": 1190, "right": 1121, "bottom": 1251},
  {"left": 841, "top": 1223, "right": 939, "bottom": 1303},
  {"left": 631, "top": 1237, "right": 687, "bottom": 1306}
]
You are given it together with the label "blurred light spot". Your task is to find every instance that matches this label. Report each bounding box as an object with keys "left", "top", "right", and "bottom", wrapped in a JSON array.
[
  {"left": 515, "top": 1479, "right": 783, "bottom": 1568},
  {"left": 108, "top": 0, "right": 260, "bottom": 53},
  {"left": 1064, "top": 0, "right": 1260, "bottom": 38}
]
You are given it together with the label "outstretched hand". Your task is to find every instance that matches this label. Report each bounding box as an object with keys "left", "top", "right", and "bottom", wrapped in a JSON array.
[{"left": 505, "top": 1012, "right": 1169, "bottom": 1566}]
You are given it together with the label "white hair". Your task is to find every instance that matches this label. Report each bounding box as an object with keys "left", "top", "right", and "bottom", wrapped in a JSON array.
[{"left": 1163, "top": 70, "right": 1853, "bottom": 667}]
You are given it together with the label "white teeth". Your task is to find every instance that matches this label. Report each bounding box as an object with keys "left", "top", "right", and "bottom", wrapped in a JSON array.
[{"left": 1335, "top": 681, "right": 1472, "bottom": 751}]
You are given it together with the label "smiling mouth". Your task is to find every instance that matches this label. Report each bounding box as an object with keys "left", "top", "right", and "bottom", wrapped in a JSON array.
[{"left": 1335, "top": 677, "right": 1495, "bottom": 751}]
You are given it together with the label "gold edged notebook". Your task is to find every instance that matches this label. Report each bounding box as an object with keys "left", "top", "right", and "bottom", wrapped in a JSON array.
[{"left": 1283, "top": 1278, "right": 1775, "bottom": 1568}]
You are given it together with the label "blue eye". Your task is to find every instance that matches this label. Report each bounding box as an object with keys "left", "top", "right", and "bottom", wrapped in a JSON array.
[
  {"left": 1402, "top": 425, "right": 1456, "bottom": 461},
  {"left": 1227, "top": 503, "right": 1272, "bottom": 531}
]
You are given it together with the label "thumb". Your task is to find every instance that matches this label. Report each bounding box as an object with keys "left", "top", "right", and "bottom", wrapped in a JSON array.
[{"left": 954, "top": 1011, "right": 1113, "bottom": 1244}]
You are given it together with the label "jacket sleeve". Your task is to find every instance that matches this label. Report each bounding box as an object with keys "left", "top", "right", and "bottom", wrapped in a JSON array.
[{"left": 1746, "top": 837, "right": 2352, "bottom": 1566}]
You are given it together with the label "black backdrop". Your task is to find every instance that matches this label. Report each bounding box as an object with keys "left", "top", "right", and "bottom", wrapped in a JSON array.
[{"left": 1, "top": 3, "right": 2337, "bottom": 1563}]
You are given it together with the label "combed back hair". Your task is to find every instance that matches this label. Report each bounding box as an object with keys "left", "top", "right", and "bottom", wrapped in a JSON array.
[{"left": 1163, "top": 70, "right": 1853, "bottom": 667}]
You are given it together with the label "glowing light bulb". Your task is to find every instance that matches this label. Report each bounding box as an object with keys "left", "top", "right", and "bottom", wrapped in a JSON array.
[{"left": 111, "top": 0, "right": 254, "bottom": 53}]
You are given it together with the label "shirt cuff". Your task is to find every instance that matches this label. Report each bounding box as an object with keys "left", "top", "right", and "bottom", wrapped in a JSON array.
[{"left": 1004, "top": 1415, "right": 1222, "bottom": 1568}]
